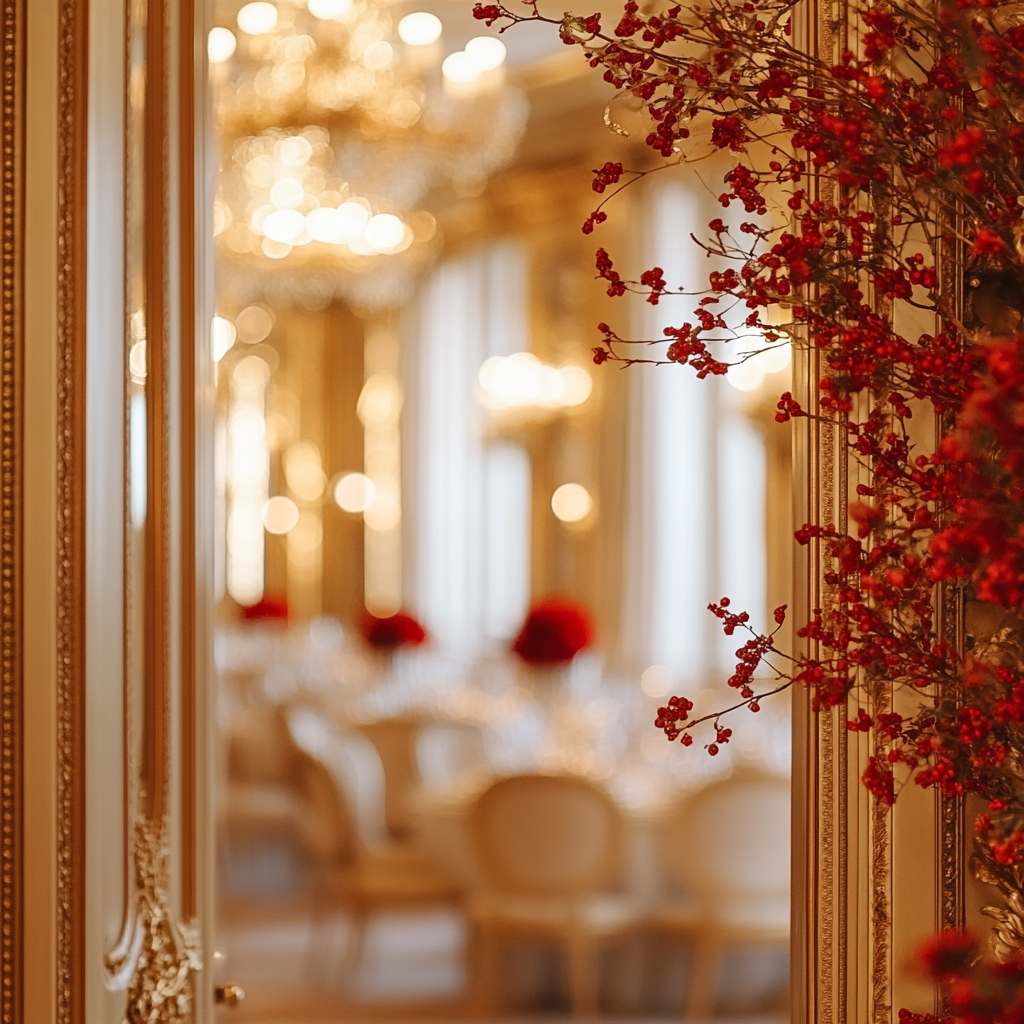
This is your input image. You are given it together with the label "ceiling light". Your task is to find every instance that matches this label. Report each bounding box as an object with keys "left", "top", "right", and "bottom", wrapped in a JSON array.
[
  {"left": 308, "top": 0, "right": 353, "bottom": 18},
  {"left": 269, "top": 178, "right": 305, "bottom": 209},
  {"left": 236, "top": 2, "right": 278, "bottom": 35},
  {"left": 262, "top": 209, "right": 306, "bottom": 243},
  {"left": 207, "top": 27, "right": 237, "bottom": 63},
  {"left": 279, "top": 136, "right": 314, "bottom": 167},
  {"left": 365, "top": 213, "right": 404, "bottom": 250},
  {"left": 465, "top": 35, "right": 506, "bottom": 70},
  {"left": 398, "top": 12, "right": 442, "bottom": 45}
]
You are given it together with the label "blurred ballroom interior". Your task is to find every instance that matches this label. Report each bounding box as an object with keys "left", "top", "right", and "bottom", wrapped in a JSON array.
[{"left": 208, "top": 1, "right": 794, "bottom": 1020}]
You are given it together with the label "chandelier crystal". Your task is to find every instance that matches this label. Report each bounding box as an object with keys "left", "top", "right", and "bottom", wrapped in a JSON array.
[{"left": 212, "top": 0, "right": 527, "bottom": 308}]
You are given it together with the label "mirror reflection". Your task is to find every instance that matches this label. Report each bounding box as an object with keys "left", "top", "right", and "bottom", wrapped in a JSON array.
[{"left": 210, "top": 2, "right": 792, "bottom": 1019}]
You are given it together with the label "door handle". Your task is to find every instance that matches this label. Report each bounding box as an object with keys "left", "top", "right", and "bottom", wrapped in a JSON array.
[{"left": 214, "top": 983, "right": 245, "bottom": 1007}]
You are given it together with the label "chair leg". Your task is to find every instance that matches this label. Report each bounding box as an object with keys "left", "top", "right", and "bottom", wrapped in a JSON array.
[
  {"left": 685, "top": 936, "right": 721, "bottom": 1020},
  {"left": 340, "top": 907, "right": 368, "bottom": 995},
  {"left": 470, "top": 924, "right": 501, "bottom": 1017},
  {"left": 567, "top": 933, "right": 599, "bottom": 1019},
  {"left": 305, "top": 887, "right": 339, "bottom": 988}
]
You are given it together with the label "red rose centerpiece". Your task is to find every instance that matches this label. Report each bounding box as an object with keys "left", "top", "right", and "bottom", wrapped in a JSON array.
[
  {"left": 359, "top": 610, "right": 427, "bottom": 651},
  {"left": 240, "top": 595, "right": 289, "bottom": 624},
  {"left": 513, "top": 599, "right": 593, "bottom": 666}
]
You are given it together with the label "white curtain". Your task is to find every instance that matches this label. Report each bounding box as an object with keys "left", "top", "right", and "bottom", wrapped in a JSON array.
[
  {"left": 619, "top": 182, "right": 767, "bottom": 686},
  {"left": 404, "top": 241, "right": 531, "bottom": 656}
]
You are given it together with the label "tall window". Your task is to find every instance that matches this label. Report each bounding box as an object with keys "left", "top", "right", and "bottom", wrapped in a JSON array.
[
  {"left": 620, "top": 183, "right": 769, "bottom": 688},
  {"left": 405, "top": 241, "right": 532, "bottom": 655}
]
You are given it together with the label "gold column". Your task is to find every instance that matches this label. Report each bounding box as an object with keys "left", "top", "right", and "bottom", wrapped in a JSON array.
[{"left": 361, "top": 316, "right": 402, "bottom": 615}]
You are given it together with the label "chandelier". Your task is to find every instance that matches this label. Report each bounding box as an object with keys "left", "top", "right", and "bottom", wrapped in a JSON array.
[{"left": 211, "top": 0, "right": 528, "bottom": 308}]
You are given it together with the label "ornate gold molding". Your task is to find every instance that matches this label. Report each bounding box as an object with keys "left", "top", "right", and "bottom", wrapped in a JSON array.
[
  {"left": 0, "top": 2, "right": 20, "bottom": 1023},
  {"left": 937, "top": 581, "right": 966, "bottom": 938},
  {"left": 56, "top": 0, "right": 87, "bottom": 1022},
  {"left": 122, "top": 819, "right": 201, "bottom": 1024}
]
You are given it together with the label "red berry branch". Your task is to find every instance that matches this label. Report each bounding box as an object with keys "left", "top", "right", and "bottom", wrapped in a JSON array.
[{"left": 477, "top": 0, "right": 1024, "bottom": 983}]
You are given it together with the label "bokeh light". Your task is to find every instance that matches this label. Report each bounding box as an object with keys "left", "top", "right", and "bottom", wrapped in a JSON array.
[
  {"left": 551, "top": 482, "right": 593, "bottom": 523},
  {"left": 207, "top": 27, "right": 237, "bottom": 63},
  {"left": 398, "top": 12, "right": 442, "bottom": 45},
  {"left": 236, "top": 2, "right": 279, "bottom": 35},
  {"left": 334, "top": 472, "right": 377, "bottom": 513},
  {"left": 262, "top": 495, "right": 300, "bottom": 534}
]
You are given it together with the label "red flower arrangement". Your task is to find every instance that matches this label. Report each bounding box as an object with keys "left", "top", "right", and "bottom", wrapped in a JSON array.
[
  {"left": 358, "top": 610, "right": 428, "bottom": 651},
  {"left": 901, "top": 931, "right": 1024, "bottom": 1023},
  {"left": 512, "top": 599, "right": 593, "bottom": 665},
  {"left": 240, "top": 595, "right": 289, "bottom": 623},
  {"left": 481, "top": 0, "right": 1024, "bottom": 987}
]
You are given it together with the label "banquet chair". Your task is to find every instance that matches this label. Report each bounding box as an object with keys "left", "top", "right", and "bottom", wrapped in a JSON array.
[
  {"left": 286, "top": 709, "right": 460, "bottom": 990},
  {"left": 218, "top": 706, "right": 306, "bottom": 881},
  {"left": 359, "top": 715, "right": 425, "bottom": 840},
  {"left": 416, "top": 721, "right": 490, "bottom": 791},
  {"left": 467, "top": 773, "right": 641, "bottom": 1018},
  {"left": 652, "top": 770, "right": 790, "bottom": 1019}
]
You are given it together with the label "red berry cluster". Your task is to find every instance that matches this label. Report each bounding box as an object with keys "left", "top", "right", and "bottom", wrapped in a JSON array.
[{"left": 478, "top": 0, "right": 1024, "bottom": 912}]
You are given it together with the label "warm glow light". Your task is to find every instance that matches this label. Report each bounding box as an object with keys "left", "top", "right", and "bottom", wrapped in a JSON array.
[
  {"left": 334, "top": 472, "right": 377, "bottom": 513},
  {"left": 262, "top": 208, "right": 306, "bottom": 243},
  {"left": 726, "top": 361, "right": 764, "bottom": 392},
  {"left": 129, "top": 340, "right": 147, "bottom": 383},
  {"left": 363, "top": 40, "right": 394, "bottom": 70},
  {"left": 465, "top": 35, "right": 506, "bottom": 70},
  {"left": 560, "top": 365, "right": 593, "bottom": 406},
  {"left": 308, "top": 0, "right": 353, "bottom": 18},
  {"left": 398, "top": 11, "right": 442, "bottom": 45},
  {"left": 235, "top": 304, "right": 274, "bottom": 344},
  {"left": 229, "top": 409, "right": 266, "bottom": 445},
  {"left": 760, "top": 342, "right": 792, "bottom": 373},
  {"left": 364, "top": 487, "right": 400, "bottom": 531},
  {"left": 364, "top": 213, "right": 404, "bottom": 250},
  {"left": 261, "top": 238, "right": 292, "bottom": 259},
  {"left": 641, "top": 664, "right": 672, "bottom": 698},
  {"left": 212, "top": 199, "right": 232, "bottom": 235},
  {"left": 336, "top": 201, "right": 370, "bottom": 241},
  {"left": 279, "top": 136, "right": 313, "bottom": 167},
  {"left": 208, "top": 27, "right": 238, "bottom": 63},
  {"left": 725, "top": 342, "right": 790, "bottom": 392},
  {"left": 212, "top": 316, "right": 237, "bottom": 362},
  {"left": 551, "top": 482, "right": 593, "bottom": 523},
  {"left": 262, "top": 495, "right": 300, "bottom": 534},
  {"left": 236, "top": 2, "right": 278, "bottom": 35},
  {"left": 290, "top": 512, "right": 324, "bottom": 552},
  {"left": 233, "top": 355, "right": 271, "bottom": 388},
  {"left": 269, "top": 177, "right": 305, "bottom": 209},
  {"left": 284, "top": 441, "right": 327, "bottom": 502},
  {"left": 441, "top": 51, "right": 480, "bottom": 84},
  {"left": 478, "top": 353, "right": 593, "bottom": 410},
  {"left": 305, "top": 207, "right": 342, "bottom": 243},
  {"left": 357, "top": 374, "right": 402, "bottom": 426}
]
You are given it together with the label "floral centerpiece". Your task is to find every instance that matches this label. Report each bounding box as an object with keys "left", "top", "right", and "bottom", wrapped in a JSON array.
[
  {"left": 240, "top": 595, "right": 289, "bottom": 624},
  {"left": 512, "top": 598, "right": 594, "bottom": 666},
  {"left": 358, "top": 610, "right": 428, "bottom": 651},
  {"left": 480, "top": 0, "right": 1024, "bottom": 1003}
]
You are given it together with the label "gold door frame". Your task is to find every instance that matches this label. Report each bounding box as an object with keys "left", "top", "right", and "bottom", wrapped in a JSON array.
[
  {"left": 789, "top": 1, "right": 968, "bottom": 1021},
  {"left": 2, "top": 0, "right": 214, "bottom": 1020}
]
